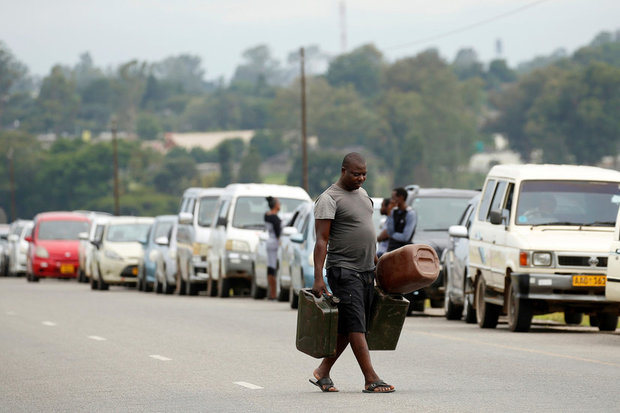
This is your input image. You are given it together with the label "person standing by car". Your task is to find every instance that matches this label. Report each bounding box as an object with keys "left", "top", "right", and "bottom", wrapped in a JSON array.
[
  {"left": 264, "top": 196, "right": 281, "bottom": 300},
  {"left": 376, "top": 198, "right": 394, "bottom": 258},
  {"left": 310, "top": 152, "right": 395, "bottom": 394},
  {"left": 386, "top": 187, "right": 416, "bottom": 252}
]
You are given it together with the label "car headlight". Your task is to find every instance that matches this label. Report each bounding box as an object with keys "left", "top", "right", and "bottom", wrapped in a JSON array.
[
  {"left": 35, "top": 246, "right": 49, "bottom": 258},
  {"left": 104, "top": 249, "right": 123, "bottom": 260},
  {"left": 225, "top": 239, "right": 250, "bottom": 252},
  {"left": 532, "top": 252, "right": 552, "bottom": 266}
]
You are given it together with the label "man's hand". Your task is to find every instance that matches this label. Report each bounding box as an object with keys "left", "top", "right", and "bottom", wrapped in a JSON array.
[{"left": 311, "top": 277, "right": 330, "bottom": 298}]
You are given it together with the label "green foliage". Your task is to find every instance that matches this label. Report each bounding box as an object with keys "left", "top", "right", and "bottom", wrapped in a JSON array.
[
  {"left": 237, "top": 145, "right": 262, "bottom": 183},
  {"left": 326, "top": 44, "right": 384, "bottom": 97},
  {"left": 250, "top": 129, "right": 283, "bottom": 159},
  {"left": 136, "top": 112, "right": 163, "bottom": 140},
  {"left": 287, "top": 151, "right": 343, "bottom": 198}
]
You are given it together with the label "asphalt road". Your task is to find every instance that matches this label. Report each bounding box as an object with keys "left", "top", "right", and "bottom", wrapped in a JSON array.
[{"left": 1, "top": 277, "right": 619, "bottom": 413}]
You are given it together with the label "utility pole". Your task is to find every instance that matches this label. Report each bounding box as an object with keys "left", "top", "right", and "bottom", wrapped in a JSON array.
[
  {"left": 300, "top": 47, "right": 308, "bottom": 193},
  {"left": 111, "top": 119, "right": 120, "bottom": 216},
  {"left": 7, "top": 147, "right": 16, "bottom": 221}
]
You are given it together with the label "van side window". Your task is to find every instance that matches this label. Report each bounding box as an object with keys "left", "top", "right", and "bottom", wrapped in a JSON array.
[
  {"left": 504, "top": 183, "right": 514, "bottom": 217},
  {"left": 217, "top": 199, "right": 230, "bottom": 225},
  {"left": 488, "top": 181, "right": 507, "bottom": 222},
  {"left": 478, "top": 179, "right": 497, "bottom": 221}
]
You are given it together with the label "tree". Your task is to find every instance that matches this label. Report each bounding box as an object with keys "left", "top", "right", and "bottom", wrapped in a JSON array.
[
  {"left": 231, "top": 45, "right": 282, "bottom": 86},
  {"left": 237, "top": 146, "right": 262, "bottom": 183},
  {"left": 32, "top": 65, "right": 79, "bottom": 135},
  {"left": 485, "top": 59, "right": 517, "bottom": 90},
  {"left": 217, "top": 140, "right": 235, "bottom": 186},
  {"left": 152, "top": 54, "right": 207, "bottom": 94},
  {"left": 112, "top": 60, "right": 147, "bottom": 132},
  {"left": 287, "top": 151, "right": 343, "bottom": 197},
  {"left": 136, "top": 112, "right": 163, "bottom": 140},
  {"left": 452, "top": 48, "right": 484, "bottom": 80},
  {"left": 326, "top": 44, "right": 383, "bottom": 97}
]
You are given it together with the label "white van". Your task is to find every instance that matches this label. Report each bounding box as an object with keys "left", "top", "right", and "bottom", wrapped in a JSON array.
[
  {"left": 469, "top": 164, "right": 620, "bottom": 332},
  {"left": 207, "top": 183, "right": 312, "bottom": 298},
  {"left": 606, "top": 207, "right": 620, "bottom": 303},
  {"left": 176, "top": 187, "right": 224, "bottom": 295}
]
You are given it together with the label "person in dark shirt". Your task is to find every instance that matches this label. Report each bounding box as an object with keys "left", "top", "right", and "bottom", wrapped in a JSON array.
[
  {"left": 264, "top": 196, "right": 281, "bottom": 300},
  {"left": 386, "top": 187, "right": 416, "bottom": 252}
]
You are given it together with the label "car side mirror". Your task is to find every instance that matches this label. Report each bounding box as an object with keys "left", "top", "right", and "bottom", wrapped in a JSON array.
[
  {"left": 24, "top": 235, "right": 33, "bottom": 243},
  {"left": 489, "top": 209, "right": 503, "bottom": 225},
  {"left": 178, "top": 212, "right": 193, "bottom": 225},
  {"left": 155, "top": 236, "right": 169, "bottom": 246},
  {"left": 217, "top": 217, "right": 227, "bottom": 227},
  {"left": 282, "top": 226, "right": 298, "bottom": 237},
  {"left": 448, "top": 225, "right": 468, "bottom": 238},
  {"left": 290, "top": 233, "right": 305, "bottom": 243}
]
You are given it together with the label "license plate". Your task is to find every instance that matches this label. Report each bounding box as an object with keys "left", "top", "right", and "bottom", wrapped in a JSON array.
[
  {"left": 572, "top": 275, "right": 606, "bottom": 287},
  {"left": 60, "top": 263, "right": 75, "bottom": 274}
]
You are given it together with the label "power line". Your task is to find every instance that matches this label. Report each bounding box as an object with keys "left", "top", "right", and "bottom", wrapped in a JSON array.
[{"left": 384, "top": 0, "right": 552, "bottom": 52}]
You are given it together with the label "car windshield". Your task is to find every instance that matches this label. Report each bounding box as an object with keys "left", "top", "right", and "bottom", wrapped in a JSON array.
[
  {"left": 106, "top": 223, "right": 152, "bottom": 242},
  {"left": 411, "top": 197, "right": 473, "bottom": 231},
  {"left": 516, "top": 180, "right": 620, "bottom": 226},
  {"left": 232, "top": 196, "right": 306, "bottom": 229},
  {"left": 197, "top": 196, "right": 219, "bottom": 227},
  {"left": 38, "top": 220, "right": 90, "bottom": 240},
  {"left": 153, "top": 222, "right": 173, "bottom": 240}
]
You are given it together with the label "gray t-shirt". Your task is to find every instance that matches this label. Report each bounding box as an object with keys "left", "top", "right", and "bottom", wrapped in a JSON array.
[{"left": 314, "top": 184, "right": 376, "bottom": 272}]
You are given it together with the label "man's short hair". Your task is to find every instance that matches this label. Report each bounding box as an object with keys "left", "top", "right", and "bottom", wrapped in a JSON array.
[
  {"left": 382, "top": 198, "right": 391, "bottom": 207},
  {"left": 342, "top": 152, "right": 365, "bottom": 169},
  {"left": 393, "top": 187, "right": 408, "bottom": 199}
]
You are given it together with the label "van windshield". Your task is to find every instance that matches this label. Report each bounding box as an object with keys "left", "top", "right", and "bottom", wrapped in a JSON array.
[
  {"left": 38, "top": 220, "right": 90, "bottom": 240},
  {"left": 198, "top": 197, "right": 219, "bottom": 227},
  {"left": 232, "top": 197, "right": 306, "bottom": 229},
  {"left": 516, "top": 180, "right": 620, "bottom": 226}
]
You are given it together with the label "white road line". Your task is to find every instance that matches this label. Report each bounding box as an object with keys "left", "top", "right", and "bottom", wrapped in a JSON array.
[
  {"left": 149, "top": 355, "right": 172, "bottom": 361},
  {"left": 42, "top": 321, "right": 57, "bottom": 326},
  {"left": 234, "top": 381, "right": 264, "bottom": 390},
  {"left": 88, "top": 336, "right": 107, "bottom": 341}
]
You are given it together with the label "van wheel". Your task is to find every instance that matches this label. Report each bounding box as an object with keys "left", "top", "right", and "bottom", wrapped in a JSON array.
[
  {"left": 596, "top": 313, "right": 618, "bottom": 332},
  {"left": 206, "top": 275, "right": 218, "bottom": 297},
  {"left": 90, "top": 274, "right": 99, "bottom": 290},
  {"left": 463, "top": 277, "right": 477, "bottom": 324},
  {"left": 475, "top": 277, "right": 499, "bottom": 329},
  {"left": 218, "top": 278, "right": 231, "bottom": 298},
  {"left": 290, "top": 286, "right": 299, "bottom": 309},
  {"left": 564, "top": 310, "right": 583, "bottom": 325},
  {"left": 507, "top": 282, "right": 532, "bottom": 332},
  {"left": 251, "top": 275, "right": 267, "bottom": 299}
]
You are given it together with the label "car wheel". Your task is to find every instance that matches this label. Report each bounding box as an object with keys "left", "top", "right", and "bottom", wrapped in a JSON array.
[
  {"left": 475, "top": 276, "right": 499, "bottom": 329},
  {"left": 596, "top": 313, "right": 618, "bottom": 332},
  {"left": 277, "top": 275, "right": 289, "bottom": 302},
  {"left": 290, "top": 285, "right": 299, "bottom": 309},
  {"left": 507, "top": 282, "right": 532, "bottom": 332},
  {"left": 444, "top": 264, "right": 463, "bottom": 320},
  {"left": 407, "top": 299, "right": 425, "bottom": 315},
  {"left": 163, "top": 273, "right": 173, "bottom": 295},
  {"left": 564, "top": 310, "right": 583, "bottom": 325},
  {"left": 90, "top": 273, "right": 99, "bottom": 290},
  {"left": 218, "top": 277, "right": 231, "bottom": 298},
  {"left": 153, "top": 272, "right": 161, "bottom": 294},
  {"left": 206, "top": 274, "right": 218, "bottom": 297},
  {"left": 97, "top": 265, "right": 109, "bottom": 291},
  {"left": 175, "top": 265, "right": 186, "bottom": 296},
  {"left": 251, "top": 275, "right": 267, "bottom": 299},
  {"left": 589, "top": 315, "right": 600, "bottom": 327},
  {"left": 463, "top": 277, "right": 477, "bottom": 324}
]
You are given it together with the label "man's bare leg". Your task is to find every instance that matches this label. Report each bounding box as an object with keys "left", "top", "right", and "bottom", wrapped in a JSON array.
[
  {"left": 348, "top": 332, "right": 394, "bottom": 392},
  {"left": 312, "top": 333, "right": 349, "bottom": 391}
]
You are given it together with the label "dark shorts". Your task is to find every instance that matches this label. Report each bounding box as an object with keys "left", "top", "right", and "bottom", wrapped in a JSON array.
[{"left": 327, "top": 267, "right": 375, "bottom": 334}]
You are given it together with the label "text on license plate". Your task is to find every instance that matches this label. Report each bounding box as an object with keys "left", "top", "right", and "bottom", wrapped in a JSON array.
[
  {"left": 60, "top": 263, "right": 75, "bottom": 274},
  {"left": 572, "top": 275, "right": 606, "bottom": 287}
]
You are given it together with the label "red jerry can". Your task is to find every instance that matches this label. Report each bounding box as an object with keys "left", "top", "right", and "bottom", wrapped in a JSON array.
[{"left": 376, "top": 244, "right": 440, "bottom": 294}]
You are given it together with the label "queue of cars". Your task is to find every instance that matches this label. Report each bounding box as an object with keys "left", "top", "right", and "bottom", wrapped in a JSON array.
[{"left": 4, "top": 164, "right": 620, "bottom": 334}]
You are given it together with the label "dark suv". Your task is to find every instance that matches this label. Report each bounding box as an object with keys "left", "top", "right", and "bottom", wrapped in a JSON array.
[{"left": 404, "top": 188, "right": 480, "bottom": 313}]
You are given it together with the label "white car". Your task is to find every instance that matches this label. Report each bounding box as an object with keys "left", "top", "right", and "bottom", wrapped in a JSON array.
[
  {"left": 90, "top": 216, "right": 154, "bottom": 290},
  {"left": 79, "top": 215, "right": 111, "bottom": 283},
  {"left": 6, "top": 220, "right": 33, "bottom": 276},
  {"left": 208, "top": 183, "right": 312, "bottom": 298}
]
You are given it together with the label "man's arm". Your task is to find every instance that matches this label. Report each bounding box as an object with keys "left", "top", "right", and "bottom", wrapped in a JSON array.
[
  {"left": 312, "top": 219, "right": 331, "bottom": 297},
  {"left": 389, "top": 210, "right": 416, "bottom": 242}
]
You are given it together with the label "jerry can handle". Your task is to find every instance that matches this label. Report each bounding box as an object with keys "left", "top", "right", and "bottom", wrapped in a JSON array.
[{"left": 301, "top": 288, "right": 340, "bottom": 305}]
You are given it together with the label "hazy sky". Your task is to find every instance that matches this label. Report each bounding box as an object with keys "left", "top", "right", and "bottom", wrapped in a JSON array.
[{"left": 1, "top": 0, "right": 619, "bottom": 80}]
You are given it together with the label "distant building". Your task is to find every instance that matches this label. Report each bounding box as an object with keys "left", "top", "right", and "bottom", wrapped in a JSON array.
[{"left": 165, "top": 130, "right": 255, "bottom": 151}]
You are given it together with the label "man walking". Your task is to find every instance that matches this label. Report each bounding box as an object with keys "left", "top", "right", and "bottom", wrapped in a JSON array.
[
  {"left": 386, "top": 187, "right": 416, "bottom": 252},
  {"left": 310, "top": 152, "right": 395, "bottom": 394}
]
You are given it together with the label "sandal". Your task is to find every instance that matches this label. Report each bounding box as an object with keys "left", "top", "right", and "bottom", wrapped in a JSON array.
[
  {"left": 363, "top": 380, "right": 395, "bottom": 393},
  {"left": 309, "top": 377, "right": 339, "bottom": 392}
]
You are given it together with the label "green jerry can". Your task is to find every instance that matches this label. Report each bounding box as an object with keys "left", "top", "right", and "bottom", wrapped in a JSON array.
[
  {"left": 296, "top": 289, "right": 340, "bottom": 359},
  {"left": 366, "top": 287, "right": 410, "bottom": 351}
]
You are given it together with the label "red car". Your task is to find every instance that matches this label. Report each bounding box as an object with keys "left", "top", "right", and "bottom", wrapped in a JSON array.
[{"left": 25, "top": 212, "right": 91, "bottom": 282}]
